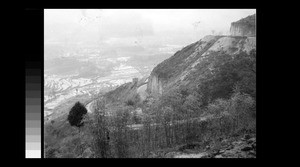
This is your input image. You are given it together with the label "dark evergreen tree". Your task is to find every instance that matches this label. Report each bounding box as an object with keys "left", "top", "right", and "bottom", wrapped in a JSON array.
[{"left": 67, "top": 102, "right": 87, "bottom": 127}]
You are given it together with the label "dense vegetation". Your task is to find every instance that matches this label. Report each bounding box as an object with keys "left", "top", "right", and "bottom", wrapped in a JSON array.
[{"left": 196, "top": 50, "right": 256, "bottom": 106}]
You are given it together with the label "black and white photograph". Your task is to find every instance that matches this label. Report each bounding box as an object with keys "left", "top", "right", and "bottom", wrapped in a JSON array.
[{"left": 44, "top": 9, "right": 256, "bottom": 158}]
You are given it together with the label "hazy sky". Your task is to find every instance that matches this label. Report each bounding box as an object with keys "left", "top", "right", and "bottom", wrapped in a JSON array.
[{"left": 45, "top": 9, "right": 256, "bottom": 48}]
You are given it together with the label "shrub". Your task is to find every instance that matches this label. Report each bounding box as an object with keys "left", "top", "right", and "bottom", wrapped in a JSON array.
[
  {"left": 182, "top": 94, "right": 202, "bottom": 116},
  {"left": 133, "top": 94, "right": 141, "bottom": 105},
  {"left": 67, "top": 102, "right": 88, "bottom": 127},
  {"left": 132, "top": 110, "right": 142, "bottom": 124},
  {"left": 204, "top": 90, "right": 256, "bottom": 138},
  {"left": 229, "top": 92, "right": 255, "bottom": 131},
  {"left": 125, "top": 99, "right": 135, "bottom": 106},
  {"left": 207, "top": 98, "right": 230, "bottom": 116},
  {"left": 125, "top": 94, "right": 141, "bottom": 107}
]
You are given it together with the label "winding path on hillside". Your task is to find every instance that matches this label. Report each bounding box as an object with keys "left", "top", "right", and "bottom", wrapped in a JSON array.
[{"left": 86, "top": 100, "right": 94, "bottom": 113}]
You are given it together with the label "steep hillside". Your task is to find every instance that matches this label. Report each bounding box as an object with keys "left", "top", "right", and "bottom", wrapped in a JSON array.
[{"left": 147, "top": 35, "right": 256, "bottom": 96}]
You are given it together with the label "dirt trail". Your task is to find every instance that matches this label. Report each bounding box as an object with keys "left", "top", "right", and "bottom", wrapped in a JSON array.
[{"left": 86, "top": 101, "right": 94, "bottom": 113}]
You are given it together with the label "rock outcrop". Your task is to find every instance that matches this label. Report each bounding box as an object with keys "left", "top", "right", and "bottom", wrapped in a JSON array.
[
  {"left": 202, "top": 135, "right": 256, "bottom": 158},
  {"left": 230, "top": 14, "right": 256, "bottom": 37},
  {"left": 148, "top": 134, "right": 256, "bottom": 158},
  {"left": 147, "top": 74, "right": 163, "bottom": 95}
]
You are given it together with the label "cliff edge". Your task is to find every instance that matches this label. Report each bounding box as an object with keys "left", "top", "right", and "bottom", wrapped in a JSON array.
[{"left": 230, "top": 14, "right": 256, "bottom": 37}]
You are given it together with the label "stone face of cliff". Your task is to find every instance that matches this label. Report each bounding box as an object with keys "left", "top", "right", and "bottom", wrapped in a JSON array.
[
  {"left": 146, "top": 35, "right": 256, "bottom": 95},
  {"left": 147, "top": 74, "right": 163, "bottom": 95},
  {"left": 230, "top": 14, "right": 256, "bottom": 37}
]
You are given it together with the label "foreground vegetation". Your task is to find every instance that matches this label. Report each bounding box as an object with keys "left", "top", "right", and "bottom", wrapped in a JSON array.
[{"left": 44, "top": 50, "right": 256, "bottom": 158}]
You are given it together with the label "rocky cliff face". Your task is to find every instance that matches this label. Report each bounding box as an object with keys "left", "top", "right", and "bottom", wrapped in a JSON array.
[
  {"left": 147, "top": 74, "right": 163, "bottom": 95},
  {"left": 148, "top": 134, "right": 256, "bottom": 158},
  {"left": 230, "top": 14, "right": 256, "bottom": 37}
]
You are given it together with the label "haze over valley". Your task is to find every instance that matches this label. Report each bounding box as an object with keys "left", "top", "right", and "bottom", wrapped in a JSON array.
[{"left": 44, "top": 40, "right": 182, "bottom": 117}]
